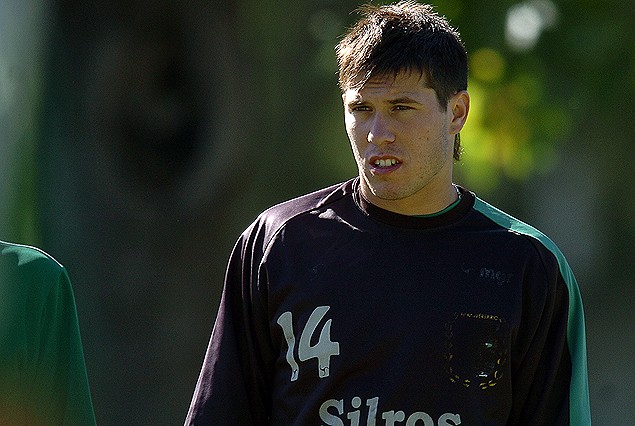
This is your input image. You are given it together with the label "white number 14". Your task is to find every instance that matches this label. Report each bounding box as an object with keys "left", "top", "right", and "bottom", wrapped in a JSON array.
[{"left": 277, "top": 306, "right": 340, "bottom": 381}]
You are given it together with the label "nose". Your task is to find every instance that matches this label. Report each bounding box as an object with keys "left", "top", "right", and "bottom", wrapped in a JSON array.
[{"left": 367, "top": 113, "right": 395, "bottom": 146}]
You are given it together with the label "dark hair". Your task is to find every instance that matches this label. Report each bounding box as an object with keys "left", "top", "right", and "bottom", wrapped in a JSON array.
[{"left": 336, "top": 1, "right": 468, "bottom": 159}]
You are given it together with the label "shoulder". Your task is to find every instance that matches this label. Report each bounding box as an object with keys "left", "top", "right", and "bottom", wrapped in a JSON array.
[
  {"left": 0, "top": 241, "right": 67, "bottom": 293},
  {"left": 470, "top": 196, "right": 572, "bottom": 280},
  {"left": 0, "top": 240, "right": 64, "bottom": 270},
  {"left": 248, "top": 180, "right": 354, "bottom": 243},
  {"left": 0, "top": 242, "right": 73, "bottom": 332},
  {"left": 472, "top": 197, "right": 561, "bottom": 254}
]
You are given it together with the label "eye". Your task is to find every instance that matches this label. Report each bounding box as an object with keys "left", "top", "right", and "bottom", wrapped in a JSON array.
[
  {"left": 393, "top": 105, "right": 412, "bottom": 111},
  {"left": 349, "top": 105, "right": 372, "bottom": 113}
]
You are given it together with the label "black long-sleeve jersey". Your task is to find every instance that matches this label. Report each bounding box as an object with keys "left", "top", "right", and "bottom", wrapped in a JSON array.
[{"left": 186, "top": 179, "right": 590, "bottom": 425}]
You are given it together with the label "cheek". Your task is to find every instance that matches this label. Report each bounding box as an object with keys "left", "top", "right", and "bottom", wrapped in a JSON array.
[
  {"left": 345, "top": 129, "right": 366, "bottom": 167},
  {"left": 344, "top": 114, "right": 357, "bottom": 135},
  {"left": 348, "top": 138, "right": 364, "bottom": 162},
  {"left": 345, "top": 117, "right": 365, "bottom": 146}
]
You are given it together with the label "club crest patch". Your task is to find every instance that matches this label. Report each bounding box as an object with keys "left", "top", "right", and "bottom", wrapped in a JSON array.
[{"left": 445, "top": 312, "right": 509, "bottom": 390}]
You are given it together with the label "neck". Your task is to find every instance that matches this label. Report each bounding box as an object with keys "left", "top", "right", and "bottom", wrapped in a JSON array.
[{"left": 361, "top": 181, "right": 459, "bottom": 216}]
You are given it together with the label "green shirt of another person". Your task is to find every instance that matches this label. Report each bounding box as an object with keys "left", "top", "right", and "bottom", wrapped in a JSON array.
[{"left": 0, "top": 241, "right": 96, "bottom": 425}]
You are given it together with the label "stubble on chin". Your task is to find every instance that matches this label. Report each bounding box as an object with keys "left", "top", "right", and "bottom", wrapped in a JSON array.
[{"left": 360, "top": 173, "right": 400, "bottom": 202}]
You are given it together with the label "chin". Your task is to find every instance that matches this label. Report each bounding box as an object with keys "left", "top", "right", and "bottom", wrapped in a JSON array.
[{"left": 366, "top": 185, "right": 404, "bottom": 202}]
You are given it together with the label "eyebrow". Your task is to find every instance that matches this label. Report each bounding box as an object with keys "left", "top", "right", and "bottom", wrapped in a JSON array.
[
  {"left": 387, "top": 96, "right": 421, "bottom": 105},
  {"left": 347, "top": 96, "right": 422, "bottom": 106}
]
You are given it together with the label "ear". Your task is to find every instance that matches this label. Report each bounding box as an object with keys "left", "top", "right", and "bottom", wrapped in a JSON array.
[{"left": 448, "top": 90, "right": 470, "bottom": 135}]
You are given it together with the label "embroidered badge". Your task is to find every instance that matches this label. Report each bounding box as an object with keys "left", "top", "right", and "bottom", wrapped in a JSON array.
[{"left": 445, "top": 312, "right": 509, "bottom": 390}]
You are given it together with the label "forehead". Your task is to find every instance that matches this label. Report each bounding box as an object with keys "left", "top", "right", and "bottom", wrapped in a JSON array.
[{"left": 343, "top": 70, "right": 433, "bottom": 101}]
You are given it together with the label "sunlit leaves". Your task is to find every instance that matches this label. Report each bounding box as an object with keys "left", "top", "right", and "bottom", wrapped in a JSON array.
[{"left": 458, "top": 45, "right": 570, "bottom": 190}]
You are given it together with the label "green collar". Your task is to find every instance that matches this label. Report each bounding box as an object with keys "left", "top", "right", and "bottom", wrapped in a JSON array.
[{"left": 414, "top": 192, "right": 462, "bottom": 218}]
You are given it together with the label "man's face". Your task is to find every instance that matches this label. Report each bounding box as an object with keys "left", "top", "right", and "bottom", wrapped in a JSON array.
[{"left": 343, "top": 71, "right": 468, "bottom": 215}]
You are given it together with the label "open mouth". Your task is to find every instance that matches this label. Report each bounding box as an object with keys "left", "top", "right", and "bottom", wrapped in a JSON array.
[
  {"left": 368, "top": 156, "right": 401, "bottom": 175},
  {"left": 373, "top": 158, "right": 400, "bottom": 168}
]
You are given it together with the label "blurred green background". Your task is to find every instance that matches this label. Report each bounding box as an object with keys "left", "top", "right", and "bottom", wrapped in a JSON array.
[{"left": 1, "top": 0, "right": 633, "bottom": 423}]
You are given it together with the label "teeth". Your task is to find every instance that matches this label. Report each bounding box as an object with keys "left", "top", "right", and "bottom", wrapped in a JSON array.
[{"left": 374, "top": 159, "right": 398, "bottom": 167}]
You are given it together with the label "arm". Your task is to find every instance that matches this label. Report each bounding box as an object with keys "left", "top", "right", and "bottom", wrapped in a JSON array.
[
  {"left": 509, "top": 252, "right": 590, "bottom": 425},
  {"left": 186, "top": 225, "right": 274, "bottom": 425},
  {"left": 36, "top": 267, "right": 97, "bottom": 426},
  {"left": 0, "top": 244, "right": 95, "bottom": 425}
]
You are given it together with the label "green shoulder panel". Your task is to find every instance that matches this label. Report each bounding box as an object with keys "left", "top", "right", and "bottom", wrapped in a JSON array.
[{"left": 473, "top": 197, "right": 591, "bottom": 426}]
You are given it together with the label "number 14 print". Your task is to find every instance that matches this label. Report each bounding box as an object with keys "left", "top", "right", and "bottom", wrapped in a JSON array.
[{"left": 277, "top": 306, "right": 340, "bottom": 381}]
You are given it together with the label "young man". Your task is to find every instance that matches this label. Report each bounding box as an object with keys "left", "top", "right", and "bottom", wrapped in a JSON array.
[
  {"left": 0, "top": 241, "right": 96, "bottom": 425},
  {"left": 185, "top": 2, "right": 591, "bottom": 424}
]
